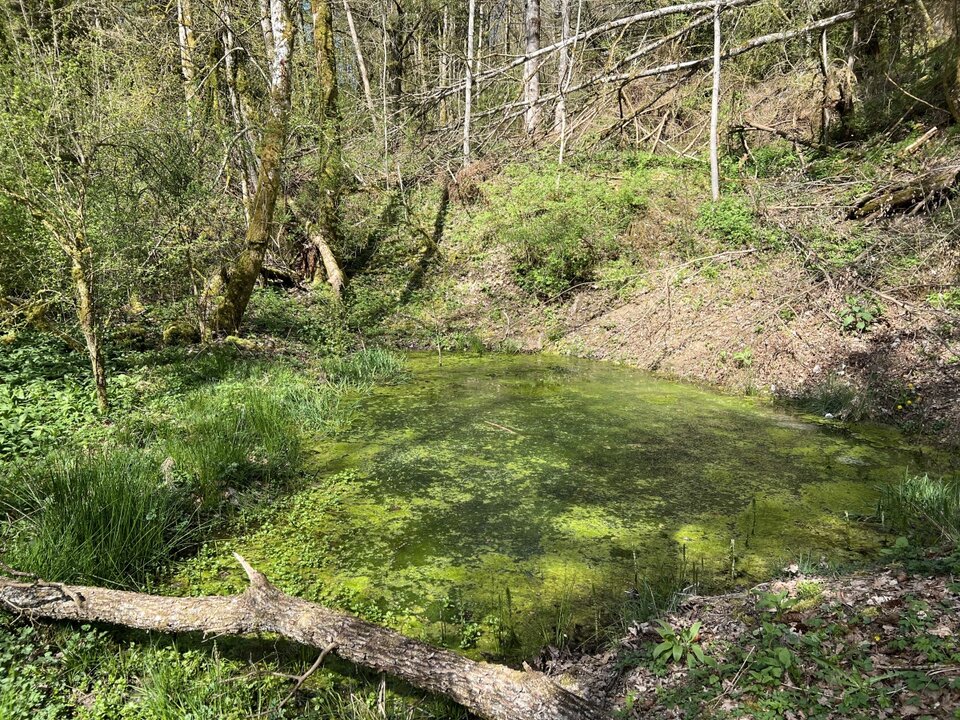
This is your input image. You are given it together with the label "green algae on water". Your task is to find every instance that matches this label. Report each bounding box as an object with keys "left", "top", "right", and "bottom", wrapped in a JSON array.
[{"left": 172, "top": 353, "right": 956, "bottom": 659}]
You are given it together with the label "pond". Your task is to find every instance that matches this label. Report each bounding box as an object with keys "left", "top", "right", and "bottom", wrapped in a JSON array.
[{"left": 176, "top": 353, "right": 954, "bottom": 658}]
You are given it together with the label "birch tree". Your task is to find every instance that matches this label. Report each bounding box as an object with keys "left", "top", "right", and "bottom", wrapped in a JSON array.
[{"left": 523, "top": 0, "right": 541, "bottom": 134}]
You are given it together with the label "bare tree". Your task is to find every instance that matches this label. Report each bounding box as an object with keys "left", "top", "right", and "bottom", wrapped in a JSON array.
[
  {"left": 464, "top": 0, "right": 476, "bottom": 162},
  {"left": 710, "top": 0, "right": 721, "bottom": 201},
  {"left": 523, "top": 0, "right": 541, "bottom": 133},
  {"left": 553, "top": 0, "right": 571, "bottom": 133}
]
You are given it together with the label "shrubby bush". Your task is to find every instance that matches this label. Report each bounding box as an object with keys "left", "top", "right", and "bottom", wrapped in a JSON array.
[{"left": 474, "top": 163, "right": 647, "bottom": 297}]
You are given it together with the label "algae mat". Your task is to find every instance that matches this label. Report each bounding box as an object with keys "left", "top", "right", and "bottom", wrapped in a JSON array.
[{"left": 176, "top": 353, "right": 953, "bottom": 656}]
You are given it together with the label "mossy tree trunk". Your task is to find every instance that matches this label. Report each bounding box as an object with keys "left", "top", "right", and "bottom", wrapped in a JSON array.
[
  {"left": 68, "top": 229, "right": 108, "bottom": 413},
  {"left": 202, "top": 0, "right": 295, "bottom": 337},
  {"left": 310, "top": 0, "right": 346, "bottom": 300}
]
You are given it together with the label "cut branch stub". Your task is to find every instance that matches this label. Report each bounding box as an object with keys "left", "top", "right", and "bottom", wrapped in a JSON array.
[{"left": 0, "top": 556, "right": 606, "bottom": 720}]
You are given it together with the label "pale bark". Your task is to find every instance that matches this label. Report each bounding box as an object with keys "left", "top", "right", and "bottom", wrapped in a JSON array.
[
  {"left": 343, "top": 0, "right": 379, "bottom": 133},
  {"left": 429, "top": 0, "right": 760, "bottom": 103},
  {"left": 709, "top": 0, "right": 721, "bottom": 201},
  {"left": 439, "top": 4, "right": 450, "bottom": 125},
  {"left": 221, "top": 1, "right": 259, "bottom": 219},
  {"left": 464, "top": 0, "right": 476, "bottom": 162},
  {"left": 311, "top": 229, "right": 345, "bottom": 297},
  {"left": 0, "top": 557, "right": 605, "bottom": 720},
  {"left": 203, "top": 0, "right": 295, "bottom": 336},
  {"left": 176, "top": 0, "right": 197, "bottom": 122},
  {"left": 523, "top": 0, "right": 541, "bottom": 133},
  {"left": 553, "top": 0, "right": 571, "bottom": 134},
  {"left": 259, "top": 0, "right": 275, "bottom": 65}
]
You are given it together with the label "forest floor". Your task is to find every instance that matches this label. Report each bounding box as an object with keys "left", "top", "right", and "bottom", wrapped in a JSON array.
[{"left": 552, "top": 551, "right": 960, "bottom": 719}]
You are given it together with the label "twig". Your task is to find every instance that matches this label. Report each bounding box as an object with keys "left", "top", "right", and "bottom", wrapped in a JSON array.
[{"left": 276, "top": 642, "right": 339, "bottom": 710}]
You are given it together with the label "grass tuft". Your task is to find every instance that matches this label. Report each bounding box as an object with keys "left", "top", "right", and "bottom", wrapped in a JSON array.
[
  {"left": 322, "top": 348, "right": 408, "bottom": 386},
  {"left": 880, "top": 474, "right": 960, "bottom": 545},
  {"left": 1, "top": 450, "right": 193, "bottom": 588}
]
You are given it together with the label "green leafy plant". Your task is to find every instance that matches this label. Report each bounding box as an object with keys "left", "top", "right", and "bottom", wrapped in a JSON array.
[
  {"left": 652, "top": 620, "right": 707, "bottom": 667},
  {"left": 840, "top": 295, "right": 881, "bottom": 333},
  {"left": 926, "top": 289, "right": 960, "bottom": 311},
  {"left": 755, "top": 590, "right": 801, "bottom": 619},
  {"left": 732, "top": 347, "right": 753, "bottom": 368},
  {"left": 695, "top": 197, "right": 765, "bottom": 247}
]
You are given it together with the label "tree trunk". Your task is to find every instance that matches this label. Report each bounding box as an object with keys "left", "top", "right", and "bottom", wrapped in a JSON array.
[
  {"left": 67, "top": 232, "right": 108, "bottom": 413},
  {"left": 221, "top": 1, "right": 259, "bottom": 220},
  {"left": 947, "top": 0, "right": 960, "bottom": 123},
  {"left": 709, "top": 0, "right": 721, "bottom": 201},
  {"left": 819, "top": 30, "right": 831, "bottom": 145},
  {"left": 202, "top": 0, "right": 295, "bottom": 337},
  {"left": 259, "top": 0, "right": 275, "bottom": 65},
  {"left": 439, "top": 4, "right": 450, "bottom": 126},
  {"left": 464, "top": 0, "right": 476, "bottom": 162},
  {"left": 310, "top": 0, "right": 346, "bottom": 300},
  {"left": 523, "top": 0, "right": 541, "bottom": 134},
  {"left": 553, "top": 0, "right": 571, "bottom": 134},
  {"left": 846, "top": 165, "right": 960, "bottom": 220},
  {"left": 343, "top": 0, "right": 379, "bottom": 134},
  {"left": 0, "top": 557, "right": 605, "bottom": 720},
  {"left": 386, "top": 0, "right": 404, "bottom": 114},
  {"left": 176, "top": 0, "right": 198, "bottom": 123}
]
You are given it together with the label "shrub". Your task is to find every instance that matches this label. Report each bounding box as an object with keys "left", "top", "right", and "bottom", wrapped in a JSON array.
[
  {"left": 2, "top": 450, "right": 192, "bottom": 588},
  {"left": 476, "top": 163, "right": 645, "bottom": 297},
  {"left": 696, "top": 197, "right": 767, "bottom": 247}
]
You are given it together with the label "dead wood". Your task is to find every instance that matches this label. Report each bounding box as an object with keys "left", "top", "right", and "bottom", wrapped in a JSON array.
[
  {"left": 847, "top": 165, "right": 960, "bottom": 220},
  {"left": 0, "top": 555, "right": 605, "bottom": 720}
]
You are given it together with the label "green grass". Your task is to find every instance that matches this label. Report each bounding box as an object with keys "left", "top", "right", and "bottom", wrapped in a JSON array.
[
  {"left": 0, "top": 450, "right": 193, "bottom": 588},
  {"left": 787, "top": 373, "right": 871, "bottom": 421},
  {"left": 322, "top": 348, "right": 408, "bottom": 386},
  {"left": 880, "top": 474, "right": 960, "bottom": 545},
  {"left": 161, "top": 380, "right": 305, "bottom": 509}
]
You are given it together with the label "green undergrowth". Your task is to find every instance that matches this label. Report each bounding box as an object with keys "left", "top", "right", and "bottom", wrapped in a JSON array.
[
  {"left": 629, "top": 585, "right": 960, "bottom": 719},
  {"left": 0, "top": 619, "right": 465, "bottom": 720},
  {"left": 0, "top": 328, "right": 407, "bottom": 588}
]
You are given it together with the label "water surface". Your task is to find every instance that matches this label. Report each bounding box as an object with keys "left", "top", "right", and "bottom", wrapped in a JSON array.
[{"left": 178, "top": 353, "right": 953, "bottom": 656}]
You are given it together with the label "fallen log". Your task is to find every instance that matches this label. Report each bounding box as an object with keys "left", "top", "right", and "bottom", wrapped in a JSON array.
[
  {"left": 847, "top": 165, "right": 960, "bottom": 220},
  {"left": 0, "top": 555, "right": 605, "bottom": 720}
]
